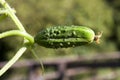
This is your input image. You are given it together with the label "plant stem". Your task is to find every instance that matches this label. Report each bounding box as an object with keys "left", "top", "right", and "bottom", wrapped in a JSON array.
[
  {"left": 0, "top": 8, "right": 16, "bottom": 14},
  {"left": 0, "top": 46, "right": 27, "bottom": 76},
  {"left": 0, "top": 30, "right": 34, "bottom": 44},
  {"left": 0, "top": 0, "right": 26, "bottom": 32},
  {"left": 31, "top": 49, "right": 45, "bottom": 75},
  {"left": 0, "top": 0, "right": 35, "bottom": 77}
]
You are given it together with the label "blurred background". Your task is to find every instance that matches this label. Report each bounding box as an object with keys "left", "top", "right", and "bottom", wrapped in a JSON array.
[{"left": 0, "top": 0, "right": 120, "bottom": 80}]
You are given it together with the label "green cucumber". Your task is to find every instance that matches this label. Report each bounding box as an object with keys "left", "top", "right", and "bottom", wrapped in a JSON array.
[{"left": 35, "top": 26, "right": 101, "bottom": 48}]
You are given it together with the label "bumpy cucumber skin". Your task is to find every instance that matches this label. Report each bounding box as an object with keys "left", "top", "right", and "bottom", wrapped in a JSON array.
[{"left": 35, "top": 26, "right": 95, "bottom": 48}]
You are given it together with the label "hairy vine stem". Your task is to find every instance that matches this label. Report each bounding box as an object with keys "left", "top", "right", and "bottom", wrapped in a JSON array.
[
  {"left": 0, "top": 47, "right": 27, "bottom": 76},
  {"left": 0, "top": 0, "right": 26, "bottom": 31},
  {"left": 0, "top": 0, "right": 35, "bottom": 76},
  {"left": 0, "top": 30, "right": 34, "bottom": 44}
]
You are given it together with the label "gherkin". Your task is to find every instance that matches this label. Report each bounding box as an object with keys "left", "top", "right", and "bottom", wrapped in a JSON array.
[{"left": 34, "top": 26, "right": 101, "bottom": 48}]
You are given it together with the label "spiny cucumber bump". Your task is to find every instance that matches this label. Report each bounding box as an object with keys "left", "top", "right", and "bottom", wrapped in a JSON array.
[{"left": 34, "top": 25, "right": 102, "bottom": 48}]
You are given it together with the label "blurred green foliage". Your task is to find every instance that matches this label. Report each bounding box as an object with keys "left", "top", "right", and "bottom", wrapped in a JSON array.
[
  {"left": 0, "top": 0, "right": 120, "bottom": 59},
  {"left": 107, "top": 0, "right": 120, "bottom": 49}
]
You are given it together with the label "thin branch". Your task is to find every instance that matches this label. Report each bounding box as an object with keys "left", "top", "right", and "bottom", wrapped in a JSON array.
[
  {"left": 0, "top": 8, "right": 16, "bottom": 14},
  {"left": 0, "top": 46, "right": 27, "bottom": 76},
  {"left": 31, "top": 49, "right": 45, "bottom": 75},
  {"left": 0, "top": 0, "right": 26, "bottom": 32},
  {"left": 0, "top": 30, "right": 34, "bottom": 44}
]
